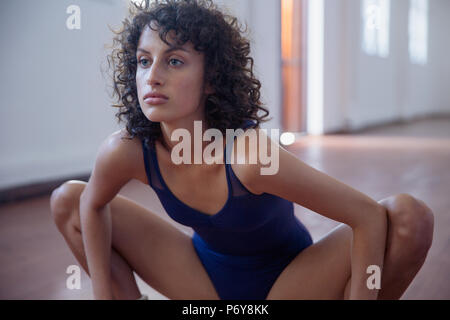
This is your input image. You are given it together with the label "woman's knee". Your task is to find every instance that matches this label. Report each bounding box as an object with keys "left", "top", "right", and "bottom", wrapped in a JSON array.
[
  {"left": 50, "top": 180, "right": 87, "bottom": 228},
  {"left": 386, "top": 194, "right": 434, "bottom": 258}
]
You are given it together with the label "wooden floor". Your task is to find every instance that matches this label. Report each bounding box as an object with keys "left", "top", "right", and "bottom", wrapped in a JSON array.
[{"left": 1, "top": 117, "right": 449, "bottom": 300}]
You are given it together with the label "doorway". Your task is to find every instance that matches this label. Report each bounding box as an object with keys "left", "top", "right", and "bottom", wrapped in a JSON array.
[{"left": 281, "top": 0, "right": 306, "bottom": 133}]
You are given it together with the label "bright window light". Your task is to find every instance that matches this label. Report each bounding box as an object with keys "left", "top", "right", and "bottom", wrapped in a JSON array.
[
  {"left": 362, "top": 0, "right": 391, "bottom": 58},
  {"left": 280, "top": 132, "right": 296, "bottom": 146},
  {"left": 306, "top": 0, "right": 324, "bottom": 135},
  {"left": 409, "top": 0, "right": 428, "bottom": 65}
]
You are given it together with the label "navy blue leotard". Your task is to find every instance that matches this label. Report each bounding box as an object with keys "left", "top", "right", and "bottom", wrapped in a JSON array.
[{"left": 141, "top": 120, "right": 314, "bottom": 299}]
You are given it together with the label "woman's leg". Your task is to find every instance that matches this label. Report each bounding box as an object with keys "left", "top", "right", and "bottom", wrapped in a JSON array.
[
  {"left": 50, "top": 180, "right": 220, "bottom": 300},
  {"left": 266, "top": 193, "right": 434, "bottom": 300},
  {"left": 374, "top": 194, "right": 434, "bottom": 299}
]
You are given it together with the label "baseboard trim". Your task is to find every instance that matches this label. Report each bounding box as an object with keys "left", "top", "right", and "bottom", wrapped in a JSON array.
[{"left": 0, "top": 174, "right": 90, "bottom": 205}]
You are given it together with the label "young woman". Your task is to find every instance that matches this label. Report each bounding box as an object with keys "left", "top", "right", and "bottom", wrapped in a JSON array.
[{"left": 50, "top": 0, "right": 434, "bottom": 300}]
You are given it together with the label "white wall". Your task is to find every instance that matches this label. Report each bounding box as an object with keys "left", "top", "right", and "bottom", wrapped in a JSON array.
[
  {"left": 215, "top": 0, "right": 282, "bottom": 130},
  {"left": 420, "top": 0, "right": 450, "bottom": 115},
  {"left": 0, "top": 0, "right": 129, "bottom": 189},
  {"left": 321, "top": 0, "right": 450, "bottom": 133},
  {"left": 0, "top": 0, "right": 281, "bottom": 190}
]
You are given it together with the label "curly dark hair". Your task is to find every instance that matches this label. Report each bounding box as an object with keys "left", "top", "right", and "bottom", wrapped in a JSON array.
[{"left": 106, "top": 0, "right": 271, "bottom": 148}]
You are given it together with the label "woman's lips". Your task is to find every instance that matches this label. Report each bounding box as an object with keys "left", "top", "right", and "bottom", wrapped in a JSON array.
[{"left": 143, "top": 97, "right": 168, "bottom": 105}]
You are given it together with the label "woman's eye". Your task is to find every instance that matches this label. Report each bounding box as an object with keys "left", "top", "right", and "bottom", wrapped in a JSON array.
[
  {"left": 138, "top": 58, "right": 183, "bottom": 68},
  {"left": 138, "top": 58, "right": 150, "bottom": 67},
  {"left": 169, "top": 58, "right": 183, "bottom": 66}
]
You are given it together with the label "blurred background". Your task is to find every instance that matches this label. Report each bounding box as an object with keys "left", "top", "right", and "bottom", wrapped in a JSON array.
[{"left": 0, "top": 0, "right": 448, "bottom": 299}]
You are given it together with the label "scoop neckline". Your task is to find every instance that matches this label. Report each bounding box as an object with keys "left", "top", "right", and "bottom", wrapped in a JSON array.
[{"left": 150, "top": 140, "right": 233, "bottom": 219}]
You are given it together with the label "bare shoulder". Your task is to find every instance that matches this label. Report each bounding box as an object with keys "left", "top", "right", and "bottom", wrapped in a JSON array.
[
  {"left": 230, "top": 127, "right": 277, "bottom": 195},
  {"left": 110, "top": 128, "right": 142, "bottom": 151},
  {"left": 106, "top": 128, "right": 146, "bottom": 181},
  {"left": 81, "top": 129, "right": 146, "bottom": 209},
  {"left": 84, "top": 129, "right": 145, "bottom": 190}
]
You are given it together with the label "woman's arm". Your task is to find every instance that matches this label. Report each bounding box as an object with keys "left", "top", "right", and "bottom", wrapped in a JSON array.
[
  {"left": 79, "top": 130, "right": 137, "bottom": 300},
  {"left": 79, "top": 201, "right": 114, "bottom": 299},
  {"left": 350, "top": 219, "right": 387, "bottom": 299},
  {"left": 235, "top": 129, "right": 388, "bottom": 299}
]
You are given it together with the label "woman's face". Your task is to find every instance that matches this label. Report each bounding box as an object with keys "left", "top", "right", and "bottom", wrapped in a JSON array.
[{"left": 135, "top": 24, "right": 211, "bottom": 124}]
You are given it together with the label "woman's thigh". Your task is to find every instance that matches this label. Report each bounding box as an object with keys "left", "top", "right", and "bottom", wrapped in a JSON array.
[
  {"left": 266, "top": 223, "right": 352, "bottom": 299},
  {"left": 62, "top": 181, "right": 220, "bottom": 300}
]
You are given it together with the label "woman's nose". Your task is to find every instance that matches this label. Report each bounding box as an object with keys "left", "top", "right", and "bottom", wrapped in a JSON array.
[{"left": 146, "top": 63, "right": 165, "bottom": 86}]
